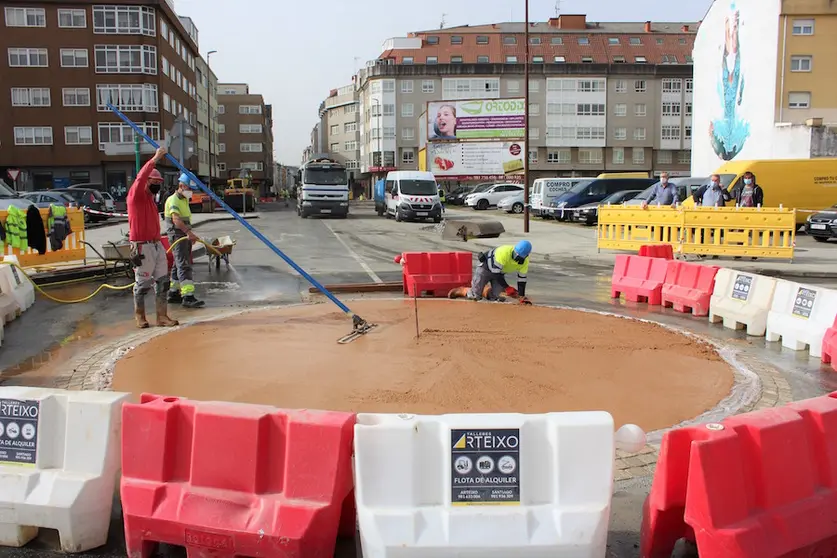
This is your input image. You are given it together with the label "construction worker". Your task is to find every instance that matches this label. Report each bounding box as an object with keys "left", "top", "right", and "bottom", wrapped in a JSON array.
[
  {"left": 449, "top": 240, "right": 532, "bottom": 304},
  {"left": 127, "top": 146, "right": 178, "bottom": 329},
  {"left": 165, "top": 173, "right": 205, "bottom": 308}
]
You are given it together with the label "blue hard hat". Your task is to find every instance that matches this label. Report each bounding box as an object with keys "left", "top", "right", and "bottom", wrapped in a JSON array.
[
  {"left": 178, "top": 173, "right": 191, "bottom": 185},
  {"left": 514, "top": 240, "right": 532, "bottom": 258}
]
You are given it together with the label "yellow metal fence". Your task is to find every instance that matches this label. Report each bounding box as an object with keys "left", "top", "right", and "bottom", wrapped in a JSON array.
[
  {"left": 2, "top": 207, "right": 86, "bottom": 267},
  {"left": 597, "top": 206, "right": 796, "bottom": 260}
]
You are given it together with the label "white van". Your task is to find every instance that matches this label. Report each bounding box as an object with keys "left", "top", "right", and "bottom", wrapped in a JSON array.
[
  {"left": 531, "top": 178, "right": 585, "bottom": 216},
  {"left": 385, "top": 171, "right": 443, "bottom": 223}
]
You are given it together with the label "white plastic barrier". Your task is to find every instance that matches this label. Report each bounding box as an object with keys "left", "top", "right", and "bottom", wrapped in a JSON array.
[
  {"left": 766, "top": 280, "right": 837, "bottom": 357},
  {"left": 0, "top": 387, "right": 129, "bottom": 552},
  {"left": 708, "top": 268, "right": 778, "bottom": 336},
  {"left": 354, "top": 412, "right": 646, "bottom": 558},
  {"left": 0, "top": 256, "right": 35, "bottom": 314}
]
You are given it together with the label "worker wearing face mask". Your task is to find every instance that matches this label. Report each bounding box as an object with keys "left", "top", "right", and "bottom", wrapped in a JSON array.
[
  {"left": 448, "top": 240, "right": 533, "bottom": 304},
  {"left": 164, "top": 173, "right": 205, "bottom": 309}
]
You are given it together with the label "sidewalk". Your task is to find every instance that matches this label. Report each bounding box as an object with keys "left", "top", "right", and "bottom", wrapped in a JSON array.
[{"left": 441, "top": 208, "right": 837, "bottom": 279}]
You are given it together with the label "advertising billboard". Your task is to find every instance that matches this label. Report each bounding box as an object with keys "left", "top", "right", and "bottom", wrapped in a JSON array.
[
  {"left": 427, "top": 141, "right": 525, "bottom": 180},
  {"left": 427, "top": 99, "right": 525, "bottom": 141}
]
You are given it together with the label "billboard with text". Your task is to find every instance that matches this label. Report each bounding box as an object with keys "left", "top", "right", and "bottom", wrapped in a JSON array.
[
  {"left": 427, "top": 99, "right": 525, "bottom": 141},
  {"left": 427, "top": 141, "right": 525, "bottom": 179}
]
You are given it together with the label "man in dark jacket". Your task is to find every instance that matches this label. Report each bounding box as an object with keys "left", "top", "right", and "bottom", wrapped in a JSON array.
[{"left": 732, "top": 171, "right": 764, "bottom": 207}]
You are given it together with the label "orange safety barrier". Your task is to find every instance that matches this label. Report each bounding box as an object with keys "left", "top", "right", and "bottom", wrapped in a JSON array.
[
  {"left": 611, "top": 254, "right": 668, "bottom": 305},
  {"left": 661, "top": 261, "right": 720, "bottom": 317},
  {"left": 2, "top": 207, "right": 86, "bottom": 267},
  {"left": 822, "top": 316, "right": 837, "bottom": 372},
  {"left": 121, "top": 394, "right": 356, "bottom": 558},
  {"left": 401, "top": 251, "right": 472, "bottom": 297},
  {"left": 641, "top": 392, "right": 837, "bottom": 558},
  {"left": 638, "top": 244, "right": 674, "bottom": 260}
]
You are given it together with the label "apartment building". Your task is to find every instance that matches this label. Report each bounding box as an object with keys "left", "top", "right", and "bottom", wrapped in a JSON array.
[
  {"left": 194, "top": 55, "right": 219, "bottom": 183},
  {"left": 348, "top": 15, "right": 696, "bottom": 189},
  {"left": 319, "top": 83, "right": 361, "bottom": 177},
  {"left": 1, "top": 0, "right": 201, "bottom": 196},
  {"left": 216, "top": 83, "right": 274, "bottom": 192}
]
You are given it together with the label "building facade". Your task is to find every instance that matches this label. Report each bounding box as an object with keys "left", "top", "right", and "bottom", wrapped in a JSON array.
[
  {"left": 216, "top": 83, "right": 274, "bottom": 192},
  {"left": 320, "top": 84, "right": 361, "bottom": 177},
  {"left": 692, "top": 0, "right": 837, "bottom": 174},
  {"left": 195, "top": 54, "right": 219, "bottom": 183},
  {"left": 1, "top": 0, "right": 202, "bottom": 197}
]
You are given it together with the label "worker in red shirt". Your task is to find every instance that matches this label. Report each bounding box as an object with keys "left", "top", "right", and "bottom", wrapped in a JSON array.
[{"left": 127, "top": 146, "right": 179, "bottom": 329}]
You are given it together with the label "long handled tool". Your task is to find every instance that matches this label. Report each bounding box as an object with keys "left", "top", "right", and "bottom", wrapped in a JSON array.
[{"left": 107, "top": 104, "right": 376, "bottom": 344}]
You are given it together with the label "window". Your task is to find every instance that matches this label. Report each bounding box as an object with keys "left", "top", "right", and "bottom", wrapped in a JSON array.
[
  {"left": 635, "top": 56, "right": 647, "bottom": 63},
  {"left": 239, "top": 105, "right": 262, "bottom": 114},
  {"left": 96, "top": 84, "right": 158, "bottom": 112},
  {"left": 614, "top": 127, "right": 627, "bottom": 140},
  {"left": 94, "top": 45, "right": 157, "bottom": 74},
  {"left": 792, "top": 19, "right": 814, "bottom": 35},
  {"left": 656, "top": 37, "right": 664, "bottom": 44},
  {"left": 14, "top": 126, "right": 53, "bottom": 145},
  {"left": 330, "top": 124, "right": 339, "bottom": 135},
  {"left": 685, "top": 55, "right": 693, "bottom": 64},
  {"left": 401, "top": 103, "right": 414, "bottom": 117},
  {"left": 657, "top": 150, "right": 672, "bottom": 164},
  {"left": 8, "top": 48, "right": 48, "bottom": 67},
  {"left": 477, "top": 35, "right": 489, "bottom": 45},
  {"left": 613, "top": 56, "right": 626, "bottom": 63},
  {"left": 529, "top": 80, "right": 540, "bottom": 92},
  {"left": 422, "top": 80, "right": 435, "bottom": 93},
  {"left": 451, "top": 56, "right": 463, "bottom": 64},
  {"left": 634, "top": 127, "right": 646, "bottom": 140},
  {"left": 426, "top": 36, "right": 439, "bottom": 45},
  {"left": 577, "top": 103, "right": 605, "bottom": 116},
  {"left": 685, "top": 78, "right": 693, "bottom": 93},
  {"left": 401, "top": 80, "right": 413, "bottom": 93},
  {"left": 5, "top": 7, "right": 45, "bottom": 27},
  {"left": 451, "top": 35, "right": 463, "bottom": 45},
  {"left": 60, "top": 48, "right": 89, "bottom": 68},
  {"left": 63, "top": 88, "right": 90, "bottom": 106},
  {"left": 578, "top": 148, "right": 603, "bottom": 164},
  {"left": 576, "top": 127, "right": 606, "bottom": 140},
  {"left": 662, "top": 79, "right": 682, "bottom": 93},
  {"left": 477, "top": 55, "right": 490, "bottom": 63},
  {"left": 241, "top": 143, "right": 263, "bottom": 152},
  {"left": 661, "top": 55, "right": 677, "bottom": 64},
  {"left": 58, "top": 9, "right": 86, "bottom": 28},
  {"left": 635, "top": 103, "right": 647, "bottom": 117},
  {"left": 505, "top": 55, "right": 518, "bottom": 64},
  {"left": 345, "top": 161, "right": 359, "bottom": 170},
  {"left": 92, "top": 6, "right": 155, "bottom": 35},
  {"left": 383, "top": 103, "right": 395, "bottom": 116},
  {"left": 527, "top": 37, "right": 541, "bottom": 45},
  {"left": 507, "top": 80, "right": 520, "bottom": 93},
  {"left": 548, "top": 149, "right": 571, "bottom": 164},
  {"left": 345, "top": 140, "right": 357, "bottom": 151},
  {"left": 608, "top": 37, "right": 620, "bottom": 45},
  {"left": 551, "top": 37, "right": 563, "bottom": 45},
  {"left": 614, "top": 103, "right": 627, "bottom": 117},
  {"left": 684, "top": 126, "right": 692, "bottom": 139},
  {"left": 788, "top": 91, "right": 811, "bottom": 109},
  {"left": 615, "top": 80, "right": 626, "bottom": 93},
  {"left": 401, "top": 56, "right": 413, "bottom": 65},
  {"left": 11, "top": 88, "right": 50, "bottom": 107},
  {"left": 344, "top": 122, "right": 357, "bottom": 133},
  {"left": 402, "top": 150, "right": 415, "bottom": 164},
  {"left": 577, "top": 79, "right": 606, "bottom": 92},
  {"left": 581, "top": 57, "right": 594, "bottom": 63},
  {"left": 442, "top": 77, "right": 499, "bottom": 99},
  {"left": 218, "top": 143, "right": 226, "bottom": 152},
  {"left": 632, "top": 147, "right": 645, "bottom": 165},
  {"left": 402, "top": 127, "right": 415, "bottom": 139},
  {"left": 634, "top": 80, "right": 647, "bottom": 93},
  {"left": 662, "top": 102, "right": 681, "bottom": 116},
  {"left": 503, "top": 36, "right": 517, "bottom": 45},
  {"left": 217, "top": 124, "right": 225, "bottom": 133},
  {"left": 426, "top": 56, "right": 438, "bottom": 64},
  {"left": 218, "top": 105, "right": 225, "bottom": 114},
  {"left": 241, "top": 162, "right": 264, "bottom": 172},
  {"left": 578, "top": 37, "right": 589, "bottom": 45},
  {"left": 685, "top": 102, "right": 693, "bottom": 116},
  {"left": 791, "top": 55, "right": 812, "bottom": 72},
  {"left": 162, "top": 92, "right": 170, "bottom": 112},
  {"left": 161, "top": 56, "right": 169, "bottom": 77},
  {"left": 612, "top": 147, "right": 624, "bottom": 164},
  {"left": 241, "top": 124, "right": 263, "bottom": 134},
  {"left": 661, "top": 125, "right": 681, "bottom": 140},
  {"left": 529, "top": 103, "right": 540, "bottom": 116},
  {"left": 64, "top": 126, "right": 92, "bottom": 145},
  {"left": 529, "top": 127, "right": 540, "bottom": 139},
  {"left": 217, "top": 163, "right": 227, "bottom": 172},
  {"left": 677, "top": 151, "right": 691, "bottom": 165},
  {"left": 629, "top": 37, "right": 642, "bottom": 45},
  {"left": 533, "top": 56, "right": 544, "bottom": 64},
  {"left": 160, "top": 17, "right": 168, "bottom": 37},
  {"left": 384, "top": 127, "right": 396, "bottom": 139},
  {"left": 546, "top": 151, "right": 560, "bottom": 163},
  {"left": 554, "top": 55, "right": 566, "bottom": 63},
  {"left": 330, "top": 142, "right": 339, "bottom": 152}
]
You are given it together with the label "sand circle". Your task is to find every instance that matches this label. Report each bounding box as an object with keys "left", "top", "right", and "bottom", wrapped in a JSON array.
[{"left": 113, "top": 300, "right": 734, "bottom": 432}]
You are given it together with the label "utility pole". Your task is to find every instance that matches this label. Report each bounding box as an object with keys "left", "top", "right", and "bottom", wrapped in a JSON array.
[{"left": 523, "top": 0, "right": 530, "bottom": 233}]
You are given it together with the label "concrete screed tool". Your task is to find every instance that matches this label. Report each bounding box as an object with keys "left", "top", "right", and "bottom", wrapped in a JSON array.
[{"left": 107, "top": 104, "right": 377, "bottom": 344}]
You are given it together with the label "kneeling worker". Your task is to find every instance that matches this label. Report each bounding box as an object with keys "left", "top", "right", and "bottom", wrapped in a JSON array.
[
  {"left": 165, "top": 174, "right": 205, "bottom": 308},
  {"left": 449, "top": 240, "right": 532, "bottom": 304}
]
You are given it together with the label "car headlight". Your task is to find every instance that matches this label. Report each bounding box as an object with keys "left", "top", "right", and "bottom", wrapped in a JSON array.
[
  {"left": 807, "top": 215, "right": 812, "bottom": 222},
  {"left": 556, "top": 201, "right": 567, "bottom": 208}
]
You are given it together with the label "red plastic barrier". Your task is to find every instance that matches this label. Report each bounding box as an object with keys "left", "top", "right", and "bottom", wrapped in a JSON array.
[
  {"left": 610, "top": 255, "right": 668, "bottom": 305},
  {"left": 641, "top": 392, "right": 837, "bottom": 558},
  {"left": 638, "top": 244, "right": 674, "bottom": 260},
  {"left": 121, "top": 394, "right": 355, "bottom": 558},
  {"left": 822, "top": 315, "right": 837, "bottom": 372},
  {"left": 661, "top": 261, "right": 720, "bottom": 317},
  {"left": 402, "top": 251, "right": 472, "bottom": 297}
]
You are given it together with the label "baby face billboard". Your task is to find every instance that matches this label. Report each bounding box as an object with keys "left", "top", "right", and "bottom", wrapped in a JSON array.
[{"left": 427, "top": 99, "right": 525, "bottom": 141}]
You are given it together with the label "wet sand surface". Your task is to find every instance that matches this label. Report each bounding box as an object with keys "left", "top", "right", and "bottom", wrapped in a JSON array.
[{"left": 113, "top": 299, "right": 734, "bottom": 431}]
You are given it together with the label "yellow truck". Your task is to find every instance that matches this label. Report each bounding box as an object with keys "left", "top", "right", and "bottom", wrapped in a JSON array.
[
  {"left": 597, "top": 172, "right": 650, "bottom": 179},
  {"left": 685, "top": 158, "right": 837, "bottom": 223}
]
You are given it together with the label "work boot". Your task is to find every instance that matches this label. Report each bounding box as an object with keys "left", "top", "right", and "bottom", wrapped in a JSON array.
[
  {"left": 155, "top": 298, "right": 179, "bottom": 327},
  {"left": 134, "top": 301, "right": 149, "bottom": 329},
  {"left": 448, "top": 286, "right": 469, "bottom": 299},
  {"left": 167, "top": 290, "right": 182, "bottom": 304},
  {"left": 181, "top": 295, "right": 206, "bottom": 309}
]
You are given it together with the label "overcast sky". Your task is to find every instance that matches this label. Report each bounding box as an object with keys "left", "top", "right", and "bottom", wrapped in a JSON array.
[{"left": 173, "top": 0, "right": 713, "bottom": 165}]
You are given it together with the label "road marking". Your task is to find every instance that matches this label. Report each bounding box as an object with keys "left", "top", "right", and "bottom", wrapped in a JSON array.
[{"left": 321, "top": 221, "right": 383, "bottom": 283}]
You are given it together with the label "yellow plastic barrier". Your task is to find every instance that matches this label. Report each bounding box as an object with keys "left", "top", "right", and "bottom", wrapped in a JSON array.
[
  {"left": 597, "top": 206, "right": 796, "bottom": 260},
  {"left": 1, "top": 207, "right": 86, "bottom": 267}
]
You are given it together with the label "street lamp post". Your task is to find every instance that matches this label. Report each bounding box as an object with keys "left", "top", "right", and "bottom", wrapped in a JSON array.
[
  {"left": 206, "top": 50, "right": 217, "bottom": 186},
  {"left": 523, "top": 0, "right": 530, "bottom": 233}
]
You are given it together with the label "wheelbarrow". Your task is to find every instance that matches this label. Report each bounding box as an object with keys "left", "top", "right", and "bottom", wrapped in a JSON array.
[{"left": 207, "top": 235, "right": 236, "bottom": 271}]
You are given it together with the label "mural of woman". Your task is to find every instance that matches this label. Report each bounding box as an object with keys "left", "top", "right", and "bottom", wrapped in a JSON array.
[{"left": 709, "top": 2, "right": 750, "bottom": 161}]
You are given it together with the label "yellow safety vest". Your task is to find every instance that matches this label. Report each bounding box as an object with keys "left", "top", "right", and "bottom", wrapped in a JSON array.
[{"left": 164, "top": 193, "right": 192, "bottom": 236}]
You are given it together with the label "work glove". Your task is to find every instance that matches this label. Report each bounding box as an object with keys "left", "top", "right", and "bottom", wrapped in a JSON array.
[
  {"left": 504, "top": 286, "right": 519, "bottom": 298},
  {"left": 519, "top": 296, "right": 532, "bottom": 305}
]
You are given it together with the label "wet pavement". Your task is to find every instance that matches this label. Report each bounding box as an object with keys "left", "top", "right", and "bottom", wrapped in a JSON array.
[{"left": 2, "top": 201, "right": 837, "bottom": 557}]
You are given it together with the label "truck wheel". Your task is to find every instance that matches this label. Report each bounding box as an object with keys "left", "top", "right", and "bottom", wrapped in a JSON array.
[{"left": 395, "top": 211, "right": 402, "bottom": 222}]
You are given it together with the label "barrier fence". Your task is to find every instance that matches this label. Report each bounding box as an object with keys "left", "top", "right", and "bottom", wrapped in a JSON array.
[
  {"left": 598, "top": 206, "right": 796, "bottom": 260},
  {"left": 1, "top": 207, "right": 86, "bottom": 267}
]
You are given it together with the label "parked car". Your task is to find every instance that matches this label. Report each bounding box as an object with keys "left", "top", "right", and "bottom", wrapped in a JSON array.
[
  {"left": 465, "top": 184, "right": 524, "bottom": 210},
  {"left": 52, "top": 188, "right": 108, "bottom": 221},
  {"left": 805, "top": 204, "right": 837, "bottom": 242},
  {"left": 497, "top": 192, "right": 525, "bottom": 214},
  {"left": 100, "top": 192, "right": 115, "bottom": 211},
  {"left": 573, "top": 190, "right": 643, "bottom": 226},
  {"left": 626, "top": 177, "right": 709, "bottom": 206},
  {"left": 449, "top": 183, "right": 489, "bottom": 206},
  {"left": 546, "top": 178, "right": 656, "bottom": 220},
  {"left": 20, "top": 191, "right": 77, "bottom": 209},
  {"left": 0, "top": 179, "right": 35, "bottom": 211}
]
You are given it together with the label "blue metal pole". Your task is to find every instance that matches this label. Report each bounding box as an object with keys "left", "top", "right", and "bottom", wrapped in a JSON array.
[{"left": 107, "top": 103, "right": 359, "bottom": 319}]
